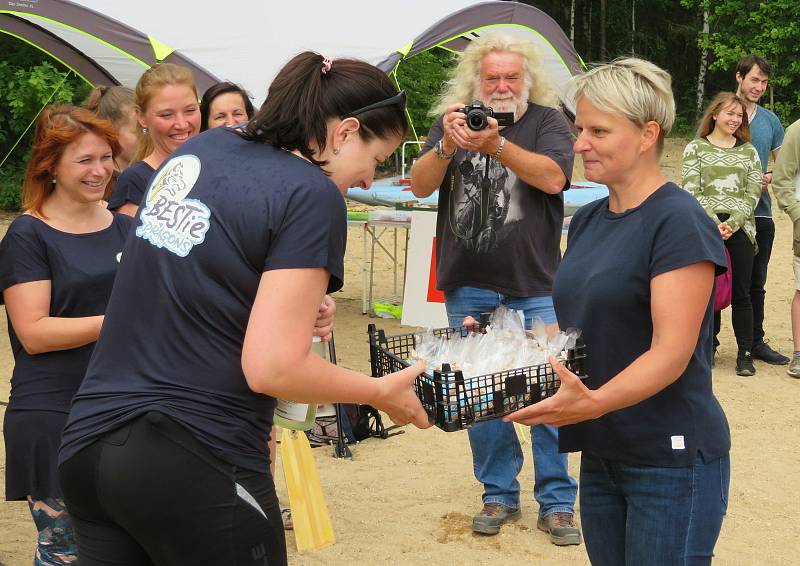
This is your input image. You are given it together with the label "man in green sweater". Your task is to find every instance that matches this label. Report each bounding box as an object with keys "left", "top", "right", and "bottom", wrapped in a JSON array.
[{"left": 772, "top": 119, "right": 800, "bottom": 377}]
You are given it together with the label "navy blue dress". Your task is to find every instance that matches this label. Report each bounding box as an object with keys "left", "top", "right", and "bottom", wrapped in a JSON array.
[{"left": 1, "top": 213, "right": 132, "bottom": 499}]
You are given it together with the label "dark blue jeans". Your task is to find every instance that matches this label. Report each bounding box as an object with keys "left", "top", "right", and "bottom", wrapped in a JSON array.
[
  {"left": 580, "top": 452, "right": 730, "bottom": 566},
  {"left": 444, "top": 286, "right": 577, "bottom": 517},
  {"left": 751, "top": 217, "right": 775, "bottom": 344}
]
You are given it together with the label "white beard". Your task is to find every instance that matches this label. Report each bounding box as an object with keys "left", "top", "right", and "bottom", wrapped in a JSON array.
[{"left": 476, "top": 85, "right": 531, "bottom": 123}]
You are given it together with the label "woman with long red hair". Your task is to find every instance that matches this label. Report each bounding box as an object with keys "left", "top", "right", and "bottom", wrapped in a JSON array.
[{"left": 0, "top": 105, "right": 132, "bottom": 565}]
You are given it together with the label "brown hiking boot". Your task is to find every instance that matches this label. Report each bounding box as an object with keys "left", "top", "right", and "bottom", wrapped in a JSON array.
[
  {"left": 788, "top": 352, "right": 800, "bottom": 378},
  {"left": 472, "top": 502, "right": 521, "bottom": 535},
  {"left": 537, "top": 512, "right": 582, "bottom": 546}
]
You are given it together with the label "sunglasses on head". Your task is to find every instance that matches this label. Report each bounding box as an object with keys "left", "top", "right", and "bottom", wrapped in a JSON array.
[{"left": 344, "top": 90, "right": 407, "bottom": 118}]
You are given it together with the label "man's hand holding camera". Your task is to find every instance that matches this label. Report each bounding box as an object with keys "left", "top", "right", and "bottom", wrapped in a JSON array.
[{"left": 442, "top": 103, "right": 503, "bottom": 156}]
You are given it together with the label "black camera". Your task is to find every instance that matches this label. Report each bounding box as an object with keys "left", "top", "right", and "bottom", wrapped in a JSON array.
[{"left": 458, "top": 100, "right": 514, "bottom": 131}]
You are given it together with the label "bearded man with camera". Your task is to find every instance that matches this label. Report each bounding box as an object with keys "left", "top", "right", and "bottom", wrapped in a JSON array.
[{"left": 411, "top": 33, "right": 579, "bottom": 545}]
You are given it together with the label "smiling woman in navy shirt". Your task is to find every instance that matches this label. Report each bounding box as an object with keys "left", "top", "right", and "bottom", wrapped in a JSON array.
[
  {"left": 0, "top": 105, "right": 131, "bottom": 566},
  {"left": 106, "top": 63, "right": 201, "bottom": 217},
  {"left": 506, "top": 59, "right": 730, "bottom": 565},
  {"left": 57, "top": 52, "right": 430, "bottom": 566}
]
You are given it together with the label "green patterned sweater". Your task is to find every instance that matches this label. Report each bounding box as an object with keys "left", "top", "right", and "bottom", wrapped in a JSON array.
[{"left": 681, "top": 138, "right": 762, "bottom": 245}]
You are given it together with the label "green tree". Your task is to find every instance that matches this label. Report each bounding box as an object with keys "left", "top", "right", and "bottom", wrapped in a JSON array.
[
  {"left": 388, "top": 48, "right": 456, "bottom": 173},
  {"left": 684, "top": 0, "right": 800, "bottom": 124},
  {"left": 519, "top": 0, "right": 714, "bottom": 129},
  {"left": 0, "top": 35, "right": 91, "bottom": 211},
  {"left": 395, "top": 48, "right": 457, "bottom": 139}
]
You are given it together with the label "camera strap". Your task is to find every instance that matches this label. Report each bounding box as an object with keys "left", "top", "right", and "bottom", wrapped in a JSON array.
[{"left": 448, "top": 152, "right": 492, "bottom": 241}]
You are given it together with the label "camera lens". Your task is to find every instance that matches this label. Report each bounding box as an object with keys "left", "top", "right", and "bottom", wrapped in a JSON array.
[{"left": 467, "top": 110, "right": 487, "bottom": 131}]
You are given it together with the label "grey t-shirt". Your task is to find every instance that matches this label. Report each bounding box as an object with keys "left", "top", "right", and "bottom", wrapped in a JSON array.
[{"left": 421, "top": 102, "right": 574, "bottom": 296}]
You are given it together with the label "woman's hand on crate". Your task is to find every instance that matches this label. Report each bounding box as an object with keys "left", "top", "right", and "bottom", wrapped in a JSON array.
[
  {"left": 503, "top": 356, "right": 602, "bottom": 427},
  {"left": 312, "top": 295, "right": 336, "bottom": 342},
  {"left": 374, "top": 360, "right": 433, "bottom": 429}
]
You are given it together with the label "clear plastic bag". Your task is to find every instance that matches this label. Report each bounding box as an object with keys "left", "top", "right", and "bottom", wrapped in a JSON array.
[{"left": 409, "top": 307, "right": 582, "bottom": 419}]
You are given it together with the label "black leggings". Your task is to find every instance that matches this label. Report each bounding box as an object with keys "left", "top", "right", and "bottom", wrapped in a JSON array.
[
  {"left": 750, "top": 217, "right": 775, "bottom": 344},
  {"left": 59, "top": 411, "right": 286, "bottom": 566},
  {"left": 714, "top": 228, "right": 755, "bottom": 353}
]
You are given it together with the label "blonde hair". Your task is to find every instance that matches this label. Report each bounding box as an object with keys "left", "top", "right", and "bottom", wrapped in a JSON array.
[
  {"left": 83, "top": 85, "right": 135, "bottom": 129},
  {"left": 697, "top": 92, "right": 751, "bottom": 143},
  {"left": 430, "top": 32, "right": 559, "bottom": 116},
  {"left": 573, "top": 58, "right": 675, "bottom": 153},
  {"left": 133, "top": 63, "right": 198, "bottom": 161}
]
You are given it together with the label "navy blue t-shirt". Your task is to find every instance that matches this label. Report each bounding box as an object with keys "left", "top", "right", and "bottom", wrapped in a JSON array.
[
  {"left": 554, "top": 183, "right": 730, "bottom": 467},
  {"left": 59, "top": 127, "right": 347, "bottom": 472},
  {"left": 107, "top": 160, "right": 155, "bottom": 210},
  {"left": 0, "top": 213, "right": 133, "bottom": 412}
]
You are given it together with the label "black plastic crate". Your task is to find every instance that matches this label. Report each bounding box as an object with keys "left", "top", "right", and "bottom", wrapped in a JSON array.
[{"left": 368, "top": 323, "right": 587, "bottom": 432}]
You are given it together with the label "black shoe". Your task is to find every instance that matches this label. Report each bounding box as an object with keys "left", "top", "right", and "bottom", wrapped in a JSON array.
[
  {"left": 735, "top": 351, "right": 756, "bottom": 376},
  {"left": 751, "top": 341, "right": 790, "bottom": 365}
]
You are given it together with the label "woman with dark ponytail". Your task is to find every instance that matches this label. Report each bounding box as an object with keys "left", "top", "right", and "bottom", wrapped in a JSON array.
[{"left": 58, "top": 52, "right": 427, "bottom": 565}]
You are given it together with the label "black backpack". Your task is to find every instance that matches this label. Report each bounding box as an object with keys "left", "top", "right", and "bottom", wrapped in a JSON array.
[{"left": 306, "top": 403, "right": 398, "bottom": 447}]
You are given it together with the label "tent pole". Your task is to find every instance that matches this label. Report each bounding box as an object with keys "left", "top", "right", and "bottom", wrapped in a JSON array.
[
  {"left": 0, "top": 70, "right": 73, "bottom": 172},
  {"left": 389, "top": 69, "right": 420, "bottom": 144}
]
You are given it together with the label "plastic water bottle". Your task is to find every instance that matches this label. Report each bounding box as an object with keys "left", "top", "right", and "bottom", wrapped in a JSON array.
[{"left": 273, "top": 337, "right": 327, "bottom": 431}]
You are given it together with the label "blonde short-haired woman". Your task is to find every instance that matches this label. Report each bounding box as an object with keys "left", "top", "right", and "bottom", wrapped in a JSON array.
[{"left": 507, "top": 59, "right": 731, "bottom": 565}]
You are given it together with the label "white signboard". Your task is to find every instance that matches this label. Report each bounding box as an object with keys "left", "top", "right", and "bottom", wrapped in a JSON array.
[{"left": 402, "top": 210, "right": 449, "bottom": 328}]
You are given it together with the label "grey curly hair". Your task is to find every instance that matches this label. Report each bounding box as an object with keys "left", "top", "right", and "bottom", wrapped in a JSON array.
[{"left": 430, "top": 32, "right": 559, "bottom": 116}]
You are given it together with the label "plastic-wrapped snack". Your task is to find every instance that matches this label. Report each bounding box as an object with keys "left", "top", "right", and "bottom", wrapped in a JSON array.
[
  {"left": 546, "top": 331, "right": 571, "bottom": 358},
  {"left": 563, "top": 328, "right": 582, "bottom": 352},
  {"left": 487, "top": 305, "right": 526, "bottom": 335},
  {"left": 529, "top": 316, "right": 549, "bottom": 345},
  {"left": 406, "top": 306, "right": 583, "bottom": 423}
]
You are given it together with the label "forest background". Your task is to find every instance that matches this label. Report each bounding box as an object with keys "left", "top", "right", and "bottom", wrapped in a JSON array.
[{"left": 2, "top": 0, "right": 800, "bottom": 210}]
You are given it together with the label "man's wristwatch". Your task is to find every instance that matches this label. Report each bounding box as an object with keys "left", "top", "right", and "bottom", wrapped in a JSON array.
[{"left": 434, "top": 138, "right": 457, "bottom": 160}]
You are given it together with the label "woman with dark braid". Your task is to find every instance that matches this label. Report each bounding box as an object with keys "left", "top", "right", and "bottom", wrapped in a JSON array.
[{"left": 58, "top": 52, "right": 429, "bottom": 565}]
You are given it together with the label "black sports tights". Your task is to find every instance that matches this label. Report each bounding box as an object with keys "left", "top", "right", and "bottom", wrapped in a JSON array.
[
  {"left": 59, "top": 411, "right": 286, "bottom": 566},
  {"left": 714, "top": 228, "right": 755, "bottom": 353}
]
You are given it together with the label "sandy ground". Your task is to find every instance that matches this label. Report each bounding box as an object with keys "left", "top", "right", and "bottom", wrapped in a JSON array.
[{"left": 2, "top": 138, "right": 800, "bottom": 565}]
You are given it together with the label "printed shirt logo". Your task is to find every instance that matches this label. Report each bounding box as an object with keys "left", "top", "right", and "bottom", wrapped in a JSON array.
[
  {"left": 135, "top": 155, "right": 210, "bottom": 257},
  {"left": 453, "top": 152, "right": 520, "bottom": 254}
]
